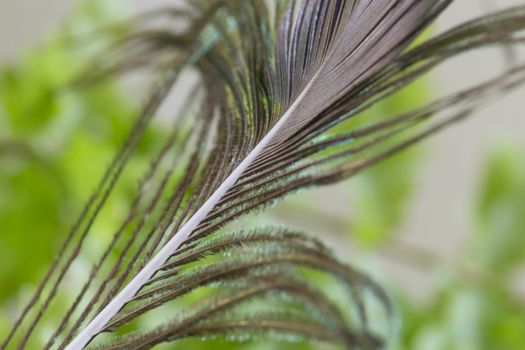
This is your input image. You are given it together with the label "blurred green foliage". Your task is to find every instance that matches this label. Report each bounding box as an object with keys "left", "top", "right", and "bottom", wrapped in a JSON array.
[
  {"left": 474, "top": 144, "right": 525, "bottom": 273},
  {"left": 396, "top": 144, "right": 525, "bottom": 350},
  {"left": 343, "top": 28, "right": 433, "bottom": 248},
  {"left": 345, "top": 82, "right": 428, "bottom": 247},
  {"left": 0, "top": 0, "right": 152, "bottom": 311},
  {"left": 1, "top": 2, "right": 524, "bottom": 350}
]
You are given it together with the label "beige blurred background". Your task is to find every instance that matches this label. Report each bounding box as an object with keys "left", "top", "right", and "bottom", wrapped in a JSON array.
[{"left": 1, "top": 0, "right": 524, "bottom": 300}]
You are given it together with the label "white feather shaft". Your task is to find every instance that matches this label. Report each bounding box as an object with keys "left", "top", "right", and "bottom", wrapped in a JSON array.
[{"left": 65, "top": 83, "right": 313, "bottom": 350}]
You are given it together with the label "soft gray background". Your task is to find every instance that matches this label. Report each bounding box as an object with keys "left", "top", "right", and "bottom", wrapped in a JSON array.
[{"left": 1, "top": 0, "right": 524, "bottom": 300}]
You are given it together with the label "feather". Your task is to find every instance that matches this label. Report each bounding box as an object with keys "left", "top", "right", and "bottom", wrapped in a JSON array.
[{"left": 4, "top": 1, "right": 525, "bottom": 349}]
